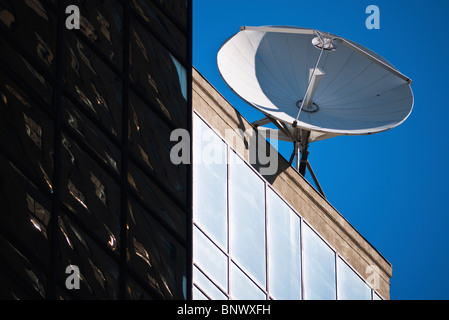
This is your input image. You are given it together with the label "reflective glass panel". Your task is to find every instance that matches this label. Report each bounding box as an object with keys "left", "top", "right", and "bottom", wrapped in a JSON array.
[
  {"left": 193, "top": 266, "right": 227, "bottom": 300},
  {"left": 0, "top": 70, "right": 54, "bottom": 193},
  {"left": 129, "top": 18, "right": 187, "bottom": 129},
  {"left": 0, "top": 154, "right": 52, "bottom": 268},
  {"left": 267, "top": 188, "right": 301, "bottom": 300},
  {"left": 193, "top": 226, "right": 227, "bottom": 292},
  {"left": 58, "top": 212, "right": 120, "bottom": 299},
  {"left": 0, "top": 37, "right": 53, "bottom": 105},
  {"left": 126, "top": 275, "right": 155, "bottom": 300},
  {"left": 230, "top": 262, "right": 266, "bottom": 300},
  {"left": 63, "top": 97, "right": 121, "bottom": 174},
  {"left": 64, "top": 34, "right": 123, "bottom": 138},
  {"left": 193, "top": 115, "right": 227, "bottom": 249},
  {"left": 127, "top": 197, "right": 187, "bottom": 299},
  {"left": 72, "top": 0, "right": 123, "bottom": 69},
  {"left": 157, "top": 0, "right": 188, "bottom": 31},
  {"left": 0, "top": 0, "right": 56, "bottom": 73},
  {"left": 302, "top": 223, "right": 336, "bottom": 300},
  {"left": 193, "top": 286, "right": 208, "bottom": 300},
  {"left": 130, "top": 0, "right": 187, "bottom": 59},
  {"left": 0, "top": 234, "right": 47, "bottom": 299},
  {"left": 60, "top": 132, "right": 121, "bottom": 252},
  {"left": 170, "top": 53, "right": 187, "bottom": 100},
  {"left": 127, "top": 161, "right": 186, "bottom": 240},
  {"left": 229, "top": 151, "right": 266, "bottom": 288},
  {"left": 337, "top": 257, "right": 372, "bottom": 300},
  {"left": 128, "top": 90, "right": 187, "bottom": 206}
]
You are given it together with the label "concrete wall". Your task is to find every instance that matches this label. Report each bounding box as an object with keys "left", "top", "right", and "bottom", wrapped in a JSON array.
[{"left": 192, "top": 68, "right": 392, "bottom": 299}]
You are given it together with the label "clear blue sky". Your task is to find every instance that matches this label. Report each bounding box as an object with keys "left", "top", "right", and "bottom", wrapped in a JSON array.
[{"left": 193, "top": 0, "right": 449, "bottom": 300}]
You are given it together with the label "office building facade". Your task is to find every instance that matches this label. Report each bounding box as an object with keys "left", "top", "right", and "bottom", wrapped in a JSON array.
[
  {"left": 0, "top": 0, "right": 192, "bottom": 299},
  {"left": 192, "top": 69, "right": 392, "bottom": 300}
]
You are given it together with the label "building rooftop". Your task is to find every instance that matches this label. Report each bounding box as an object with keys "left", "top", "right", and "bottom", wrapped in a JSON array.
[{"left": 192, "top": 67, "right": 392, "bottom": 299}]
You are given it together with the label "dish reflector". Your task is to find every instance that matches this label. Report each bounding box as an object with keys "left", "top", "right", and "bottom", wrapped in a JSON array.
[{"left": 217, "top": 26, "right": 413, "bottom": 136}]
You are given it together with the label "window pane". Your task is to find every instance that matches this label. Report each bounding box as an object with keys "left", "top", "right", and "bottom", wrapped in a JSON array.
[
  {"left": 129, "top": 18, "right": 187, "bottom": 129},
  {"left": 0, "top": 37, "right": 54, "bottom": 105},
  {"left": 193, "top": 115, "right": 227, "bottom": 249},
  {"left": 131, "top": 0, "right": 187, "bottom": 60},
  {"left": 58, "top": 212, "right": 119, "bottom": 299},
  {"left": 0, "top": 0, "right": 56, "bottom": 73},
  {"left": 126, "top": 275, "right": 154, "bottom": 300},
  {"left": 129, "top": 90, "right": 187, "bottom": 206},
  {"left": 127, "top": 198, "right": 187, "bottom": 299},
  {"left": 63, "top": 96, "right": 121, "bottom": 174},
  {"left": 267, "top": 188, "right": 301, "bottom": 300},
  {"left": 170, "top": 53, "right": 187, "bottom": 100},
  {"left": 0, "top": 154, "right": 52, "bottom": 266},
  {"left": 229, "top": 151, "right": 266, "bottom": 288},
  {"left": 337, "top": 257, "right": 372, "bottom": 300},
  {"left": 230, "top": 263, "right": 266, "bottom": 300},
  {"left": 127, "top": 161, "right": 186, "bottom": 240},
  {"left": 0, "top": 70, "right": 54, "bottom": 193},
  {"left": 60, "top": 132, "right": 121, "bottom": 252},
  {"left": 302, "top": 223, "right": 336, "bottom": 300},
  {"left": 73, "top": 0, "right": 123, "bottom": 69},
  {"left": 193, "top": 286, "right": 209, "bottom": 300},
  {"left": 0, "top": 234, "right": 47, "bottom": 298},
  {"left": 157, "top": 0, "right": 188, "bottom": 31},
  {"left": 193, "top": 266, "right": 227, "bottom": 300},
  {"left": 64, "top": 34, "right": 123, "bottom": 138},
  {"left": 193, "top": 226, "right": 227, "bottom": 292}
]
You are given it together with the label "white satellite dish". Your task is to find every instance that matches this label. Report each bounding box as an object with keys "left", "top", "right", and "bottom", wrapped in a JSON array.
[{"left": 217, "top": 26, "right": 413, "bottom": 197}]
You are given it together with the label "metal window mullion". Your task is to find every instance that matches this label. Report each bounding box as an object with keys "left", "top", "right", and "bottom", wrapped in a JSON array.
[
  {"left": 264, "top": 181, "right": 269, "bottom": 300},
  {"left": 193, "top": 263, "right": 228, "bottom": 299},
  {"left": 229, "top": 257, "right": 268, "bottom": 297},
  {"left": 226, "top": 144, "right": 231, "bottom": 298},
  {"left": 192, "top": 283, "right": 212, "bottom": 300},
  {"left": 119, "top": 0, "right": 131, "bottom": 300},
  {"left": 335, "top": 253, "right": 339, "bottom": 300},
  {"left": 48, "top": 0, "right": 66, "bottom": 300},
  {"left": 186, "top": 0, "right": 193, "bottom": 300},
  {"left": 193, "top": 223, "right": 229, "bottom": 258},
  {"left": 192, "top": 223, "right": 230, "bottom": 300},
  {"left": 300, "top": 219, "right": 305, "bottom": 300}
]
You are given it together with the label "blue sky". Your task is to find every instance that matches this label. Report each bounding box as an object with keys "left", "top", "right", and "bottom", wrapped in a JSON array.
[{"left": 193, "top": 0, "right": 449, "bottom": 300}]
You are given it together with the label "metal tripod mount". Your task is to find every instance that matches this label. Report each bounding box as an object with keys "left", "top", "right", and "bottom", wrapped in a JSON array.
[{"left": 253, "top": 116, "right": 326, "bottom": 198}]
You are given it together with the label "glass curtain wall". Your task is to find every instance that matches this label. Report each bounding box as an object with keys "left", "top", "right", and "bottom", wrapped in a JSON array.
[
  {"left": 0, "top": 0, "right": 192, "bottom": 299},
  {"left": 192, "top": 112, "right": 379, "bottom": 300}
]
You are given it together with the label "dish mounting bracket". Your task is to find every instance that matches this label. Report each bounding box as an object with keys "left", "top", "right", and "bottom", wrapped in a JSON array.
[{"left": 252, "top": 116, "right": 326, "bottom": 198}]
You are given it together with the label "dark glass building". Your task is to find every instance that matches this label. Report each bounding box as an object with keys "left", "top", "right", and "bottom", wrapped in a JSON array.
[{"left": 0, "top": 0, "right": 192, "bottom": 299}]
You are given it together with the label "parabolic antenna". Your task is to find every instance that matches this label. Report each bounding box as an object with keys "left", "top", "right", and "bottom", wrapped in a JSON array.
[{"left": 217, "top": 26, "right": 413, "bottom": 196}]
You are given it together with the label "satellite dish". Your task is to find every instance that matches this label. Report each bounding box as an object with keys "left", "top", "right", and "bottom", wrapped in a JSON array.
[{"left": 217, "top": 26, "right": 413, "bottom": 197}]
